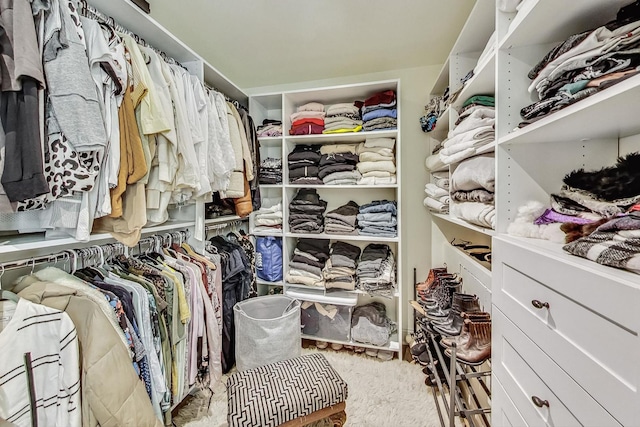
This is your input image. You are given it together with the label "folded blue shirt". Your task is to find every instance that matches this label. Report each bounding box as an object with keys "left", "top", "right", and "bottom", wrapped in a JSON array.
[{"left": 362, "top": 108, "right": 398, "bottom": 122}]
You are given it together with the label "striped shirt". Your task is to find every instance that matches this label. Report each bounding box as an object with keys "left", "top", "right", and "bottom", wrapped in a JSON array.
[{"left": 0, "top": 299, "right": 81, "bottom": 427}]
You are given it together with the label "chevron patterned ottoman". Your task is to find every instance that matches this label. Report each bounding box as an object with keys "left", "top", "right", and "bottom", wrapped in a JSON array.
[{"left": 227, "top": 353, "right": 348, "bottom": 427}]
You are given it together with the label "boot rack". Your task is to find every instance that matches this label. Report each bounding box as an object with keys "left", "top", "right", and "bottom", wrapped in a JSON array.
[{"left": 415, "top": 311, "right": 492, "bottom": 427}]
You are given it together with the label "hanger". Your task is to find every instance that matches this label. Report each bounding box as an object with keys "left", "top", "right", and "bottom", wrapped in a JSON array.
[{"left": 0, "top": 266, "right": 19, "bottom": 303}]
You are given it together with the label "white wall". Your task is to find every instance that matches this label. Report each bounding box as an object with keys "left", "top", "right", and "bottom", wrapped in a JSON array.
[{"left": 246, "top": 64, "right": 441, "bottom": 335}]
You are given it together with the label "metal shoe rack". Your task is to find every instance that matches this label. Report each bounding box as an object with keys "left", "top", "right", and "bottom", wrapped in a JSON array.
[{"left": 413, "top": 305, "right": 491, "bottom": 427}]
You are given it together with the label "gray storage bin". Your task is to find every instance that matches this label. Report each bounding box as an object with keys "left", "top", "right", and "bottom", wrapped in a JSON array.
[{"left": 234, "top": 295, "right": 301, "bottom": 372}]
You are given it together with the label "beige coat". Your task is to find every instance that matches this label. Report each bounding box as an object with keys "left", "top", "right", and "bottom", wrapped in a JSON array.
[{"left": 14, "top": 278, "right": 163, "bottom": 427}]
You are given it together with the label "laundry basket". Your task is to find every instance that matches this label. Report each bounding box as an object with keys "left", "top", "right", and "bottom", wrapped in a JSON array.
[{"left": 234, "top": 295, "right": 301, "bottom": 372}]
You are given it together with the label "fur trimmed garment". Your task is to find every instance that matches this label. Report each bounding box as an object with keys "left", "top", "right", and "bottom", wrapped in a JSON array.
[
  {"left": 506, "top": 201, "right": 566, "bottom": 243},
  {"left": 563, "top": 152, "right": 640, "bottom": 201}
]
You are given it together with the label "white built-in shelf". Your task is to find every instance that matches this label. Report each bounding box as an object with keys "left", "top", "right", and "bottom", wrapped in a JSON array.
[
  {"left": 452, "top": 247, "right": 492, "bottom": 284},
  {"left": 250, "top": 230, "right": 283, "bottom": 237},
  {"left": 499, "top": 73, "right": 640, "bottom": 145},
  {"left": 285, "top": 282, "right": 399, "bottom": 298},
  {"left": 430, "top": 57, "right": 450, "bottom": 96},
  {"left": 450, "top": 0, "right": 496, "bottom": 55},
  {"left": 285, "top": 130, "right": 397, "bottom": 144},
  {"left": 285, "top": 184, "right": 398, "bottom": 189},
  {"left": 204, "top": 215, "right": 245, "bottom": 225},
  {"left": 259, "top": 184, "right": 283, "bottom": 188},
  {"left": 0, "top": 220, "right": 197, "bottom": 255},
  {"left": 451, "top": 52, "right": 496, "bottom": 110},
  {"left": 257, "top": 278, "right": 283, "bottom": 286},
  {"left": 431, "top": 213, "right": 495, "bottom": 236},
  {"left": 497, "top": 235, "right": 640, "bottom": 291},
  {"left": 431, "top": 107, "right": 451, "bottom": 142},
  {"left": 498, "top": 0, "right": 622, "bottom": 50},
  {"left": 258, "top": 136, "right": 283, "bottom": 143},
  {"left": 302, "top": 334, "right": 401, "bottom": 353},
  {"left": 286, "top": 232, "right": 399, "bottom": 243},
  {"left": 285, "top": 286, "right": 358, "bottom": 305}
]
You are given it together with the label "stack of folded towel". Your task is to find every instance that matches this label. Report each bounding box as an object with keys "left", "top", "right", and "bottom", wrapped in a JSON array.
[
  {"left": 288, "top": 189, "right": 327, "bottom": 234},
  {"left": 439, "top": 95, "right": 495, "bottom": 165},
  {"left": 323, "top": 241, "right": 361, "bottom": 290},
  {"left": 323, "top": 103, "right": 363, "bottom": 134},
  {"left": 286, "top": 238, "right": 330, "bottom": 287},
  {"left": 289, "top": 102, "right": 325, "bottom": 135},
  {"left": 257, "top": 119, "right": 283, "bottom": 137},
  {"left": 423, "top": 172, "right": 450, "bottom": 213},
  {"left": 362, "top": 90, "right": 397, "bottom": 131},
  {"left": 450, "top": 154, "right": 495, "bottom": 229},
  {"left": 356, "top": 244, "right": 396, "bottom": 297},
  {"left": 252, "top": 203, "right": 283, "bottom": 234},
  {"left": 357, "top": 200, "right": 397, "bottom": 237},
  {"left": 259, "top": 157, "right": 282, "bottom": 184},
  {"left": 318, "top": 144, "right": 361, "bottom": 185},
  {"left": 324, "top": 201, "right": 359, "bottom": 235},
  {"left": 288, "top": 145, "right": 322, "bottom": 185},
  {"left": 356, "top": 137, "right": 397, "bottom": 185}
]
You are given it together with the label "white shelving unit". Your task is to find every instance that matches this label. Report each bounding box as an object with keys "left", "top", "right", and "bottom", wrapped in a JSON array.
[
  {"left": 424, "top": 0, "right": 496, "bottom": 298},
  {"left": 250, "top": 80, "right": 403, "bottom": 358},
  {"left": 428, "top": 1, "right": 640, "bottom": 425}
]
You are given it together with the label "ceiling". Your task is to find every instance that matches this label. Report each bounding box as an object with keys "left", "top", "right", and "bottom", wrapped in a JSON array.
[{"left": 149, "top": 0, "right": 475, "bottom": 89}]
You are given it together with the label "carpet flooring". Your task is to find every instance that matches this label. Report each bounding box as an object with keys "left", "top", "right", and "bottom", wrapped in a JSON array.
[{"left": 173, "top": 346, "right": 443, "bottom": 427}]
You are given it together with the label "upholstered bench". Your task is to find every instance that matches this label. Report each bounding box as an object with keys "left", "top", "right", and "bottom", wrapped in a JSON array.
[{"left": 227, "top": 353, "right": 348, "bottom": 427}]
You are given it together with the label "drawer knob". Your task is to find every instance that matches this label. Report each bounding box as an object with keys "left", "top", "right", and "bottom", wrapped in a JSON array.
[
  {"left": 532, "top": 396, "right": 550, "bottom": 408},
  {"left": 531, "top": 300, "right": 550, "bottom": 310}
]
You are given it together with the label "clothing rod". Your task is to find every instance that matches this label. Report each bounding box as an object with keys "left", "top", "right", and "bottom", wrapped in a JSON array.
[
  {"left": 79, "top": 1, "right": 244, "bottom": 106},
  {"left": 0, "top": 230, "right": 191, "bottom": 271}
]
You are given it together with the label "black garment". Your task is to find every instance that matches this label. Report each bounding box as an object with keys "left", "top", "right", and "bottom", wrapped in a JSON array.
[
  {"left": 360, "top": 244, "right": 391, "bottom": 262},
  {"left": 331, "top": 241, "right": 361, "bottom": 261},
  {"left": 318, "top": 164, "right": 356, "bottom": 180},
  {"left": 292, "top": 254, "right": 326, "bottom": 269},
  {"left": 289, "top": 165, "right": 319, "bottom": 180},
  {"left": 288, "top": 145, "right": 321, "bottom": 163},
  {"left": 297, "top": 238, "right": 330, "bottom": 262},
  {"left": 209, "top": 235, "right": 253, "bottom": 373},
  {"left": 319, "top": 153, "right": 359, "bottom": 166},
  {"left": 1, "top": 77, "right": 48, "bottom": 201},
  {"left": 326, "top": 201, "right": 360, "bottom": 218}
]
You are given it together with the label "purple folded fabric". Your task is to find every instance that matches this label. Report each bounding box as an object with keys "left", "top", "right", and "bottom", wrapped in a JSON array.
[{"left": 534, "top": 209, "right": 594, "bottom": 225}]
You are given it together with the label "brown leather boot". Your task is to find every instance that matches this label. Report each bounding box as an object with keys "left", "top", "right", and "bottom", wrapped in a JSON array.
[
  {"left": 440, "top": 313, "right": 490, "bottom": 348},
  {"left": 445, "top": 319, "right": 491, "bottom": 365}
]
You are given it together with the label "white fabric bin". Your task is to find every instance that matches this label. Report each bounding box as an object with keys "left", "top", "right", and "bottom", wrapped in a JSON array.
[{"left": 234, "top": 295, "right": 301, "bottom": 372}]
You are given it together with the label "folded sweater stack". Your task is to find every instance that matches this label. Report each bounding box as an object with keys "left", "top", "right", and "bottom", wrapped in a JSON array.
[
  {"left": 450, "top": 154, "right": 496, "bottom": 229},
  {"left": 423, "top": 171, "right": 450, "bottom": 214},
  {"left": 252, "top": 203, "right": 283, "bottom": 234},
  {"left": 324, "top": 201, "right": 359, "bottom": 235},
  {"left": 257, "top": 119, "right": 283, "bottom": 137},
  {"left": 356, "top": 137, "right": 397, "bottom": 185},
  {"left": 323, "top": 103, "right": 363, "bottom": 134},
  {"left": 286, "top": 238, "right": 330, "bottom": 287},
  {"left": 357, "top": 200, "right": 397, "bottom": 237},
  {"left": 318, "top": 144, "right": 361, "bottom": 185},
  {"left": 290, "top": 102, "right": 325, "bottom": 135},
  {"left": 356, "top": 244, "right": 396, "bottom": 297},
  {"left": 323, "top": 241, "right": 361, "bottom": 290},
  {"left": 288, "top": 145, "right": 322, "bottom": 185},
  {"left": 259, "top": 157, "right": 282, "bottom": 184},
  {"left": 362, "top": 90, "right": 397, "bottom": 131},
  {"left": 439, "top": 96, "right": 495, "bottom": 165},
  {"left": 288, "top": 188, "right": 327, "bottom": 234}
]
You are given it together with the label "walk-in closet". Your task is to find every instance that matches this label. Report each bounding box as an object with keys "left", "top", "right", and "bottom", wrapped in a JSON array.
[{"left": 1, "top": 1, "right": 639, "bottom": 426}]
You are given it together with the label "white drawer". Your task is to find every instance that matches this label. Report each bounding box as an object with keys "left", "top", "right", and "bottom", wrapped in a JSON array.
[
  {"left": 493, "top": 237, "right": 640, "bottom": 426},
  {"left": 492, "top": 375, "right": 528, "bottom": 427},
  {"left": 493, "top": 308, "right": 621, "bottom": 427}
]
